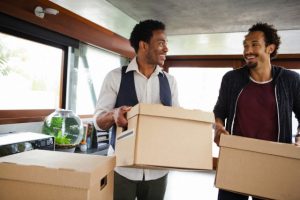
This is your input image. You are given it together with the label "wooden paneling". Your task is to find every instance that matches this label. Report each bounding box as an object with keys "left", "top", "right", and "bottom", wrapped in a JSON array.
[
  {"left": 164, "top": 54, "right": 300, "bottom": 70},
  {"left": 164, "top": 55, "right": 245, "bottom": 70},
  {"left": 0, "top": 0, "right": 135, "bottom": 58},
  {"left": 0, "top": 109, "right": 54, "bottom": 124}
]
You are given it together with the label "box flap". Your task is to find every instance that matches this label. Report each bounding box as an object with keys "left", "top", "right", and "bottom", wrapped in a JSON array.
[
  {"left": 220, "top": 135, "right": 300, "bottom": 159},
  {"left": 127, "top": 103, "right": 214, "bottom": 123},
  {"left": 0, "top": 150, "right": 116, "bottom": 189}
]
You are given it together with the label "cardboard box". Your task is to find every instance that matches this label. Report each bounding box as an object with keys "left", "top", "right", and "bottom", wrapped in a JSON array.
[
  {"left": 0, "top": 150, "right": 115, "bottom": 200},
  {"left": 115, "top": 103, "right": 214, "bottom": 170},
  {"left": 215, "top": 135, "right": 300, "bottom": 200}
]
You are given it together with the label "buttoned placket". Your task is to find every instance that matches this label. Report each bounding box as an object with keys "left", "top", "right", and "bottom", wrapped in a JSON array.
[{"left": 145, "top": 75, "right": 156, "bottom": 103}]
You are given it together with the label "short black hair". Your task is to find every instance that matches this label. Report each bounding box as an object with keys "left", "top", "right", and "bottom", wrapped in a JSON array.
[
  {"left": 248, "top": 22, "right": 281, "bottom": 59},
  {"left": 129, "top": 19, "right": 165, "bottom": 53}
]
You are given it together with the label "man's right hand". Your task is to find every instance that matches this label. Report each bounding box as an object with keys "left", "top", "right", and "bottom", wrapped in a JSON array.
[
  {"left": 113, "top": 106, "right": 132, "bottom": 127},
  {"left": 214, "top": 121, "right": 230, "bottom": 147}
]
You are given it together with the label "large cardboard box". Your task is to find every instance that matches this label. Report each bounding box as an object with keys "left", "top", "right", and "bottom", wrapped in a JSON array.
[
  {"left": 0, "top": 150, "right": 115, "bottom": 200},
  {"left": 115, "top": 103, "right": 214, "bottom": 170},
  {"left": 215, "top": 135, "right": 300, "bottom": 200}
]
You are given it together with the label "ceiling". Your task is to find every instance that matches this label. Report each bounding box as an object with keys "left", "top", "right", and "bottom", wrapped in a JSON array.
[
  {"left": 51, "top": 0, "right": 300, "bottom": 54},
  {"left": 106, "top": 0, "right": 300, "bottom": 35}
]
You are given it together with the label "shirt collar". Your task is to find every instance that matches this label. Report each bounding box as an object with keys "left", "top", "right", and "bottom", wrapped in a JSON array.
[{"left": 126, "top": 57, "right": 164, "bottom": 76}]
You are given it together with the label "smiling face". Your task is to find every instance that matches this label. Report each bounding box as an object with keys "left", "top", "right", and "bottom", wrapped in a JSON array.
[
  {"left": 243, "top": 31, "right": 274, "bottom": 68},
  {"left": 144, "top": 29, "right": 168, "bottom": 66}
]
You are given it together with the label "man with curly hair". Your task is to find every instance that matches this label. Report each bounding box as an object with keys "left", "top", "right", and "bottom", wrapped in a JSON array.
[
  {"left": 213, "top": 22, "right": 300, "bottom": 200},
  {"left": 94, "top": 19, "right": 179, "bottom": 200}
]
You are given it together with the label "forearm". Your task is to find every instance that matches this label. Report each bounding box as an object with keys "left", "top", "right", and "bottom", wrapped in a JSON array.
[
  {"left": 95, "top": 111, "right": 115, "bottom": 131},
  {"left": 215, "top": 118, "right": 225, "bottom": 127},
  {"left": 214, "top": 117, "right": 229, "bottom": 146}
]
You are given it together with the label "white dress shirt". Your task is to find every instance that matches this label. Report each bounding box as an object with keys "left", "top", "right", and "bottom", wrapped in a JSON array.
[{"left": 93, "top": 57, "right": 179, "bottom": 181}]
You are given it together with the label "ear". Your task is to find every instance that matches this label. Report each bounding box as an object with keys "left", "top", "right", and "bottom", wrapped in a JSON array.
[
  {"left": 267, "top": 44, "right": 276, "bottom": 54},
  {"left": 139, "top": 41, "right": 148, "bottom": 51}
]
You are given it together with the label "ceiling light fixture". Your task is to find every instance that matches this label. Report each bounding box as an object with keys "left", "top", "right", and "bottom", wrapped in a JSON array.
[{"left": 34, "top": 6, "right": 59, "bottom": 19}]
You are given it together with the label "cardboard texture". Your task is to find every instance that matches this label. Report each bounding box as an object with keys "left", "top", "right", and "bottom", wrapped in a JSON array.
[
  {"left": 0, "top": 150, "right": 116, "bottom": 200},
  {"left": 215, "top": 135, "right": 300, "bottom": 200},
  {"left": 116, "top": 103, "right": 214, "bottom": 170}
]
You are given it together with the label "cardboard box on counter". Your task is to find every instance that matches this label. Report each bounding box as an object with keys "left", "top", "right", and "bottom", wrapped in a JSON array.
[
  {"left": 115, "top": 103, "right": 214, "bottom": 170},
  {"left": 0, "top": 150, "right": 115, "bottom": 200},
  {"left": 215, "top": 134, "right": 300, "bottom": 200}
]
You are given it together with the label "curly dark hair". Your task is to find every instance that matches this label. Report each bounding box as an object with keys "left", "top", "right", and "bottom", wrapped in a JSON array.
[
  {"left": 129, "top": 19, "right": 165, "bottom": 53},
  {"left": 248, "top": 22, "right": 281, "bottom": 59}
]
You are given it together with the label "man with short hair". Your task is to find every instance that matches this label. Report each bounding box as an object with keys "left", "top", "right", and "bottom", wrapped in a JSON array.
[
  {"left": 94, "top": 19, "right": 179, "bottom": 200},
  {"left": 213, "top": 22, "right": 300, "bottom": 200}
]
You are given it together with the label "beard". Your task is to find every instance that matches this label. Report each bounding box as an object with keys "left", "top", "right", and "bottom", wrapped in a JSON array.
[
  {"left": 146, "top": 52, "right": 163, "bottom": 66},
  {"left": 244, "top": 54, "right": 258, "bottom": 69},
  {"left": 246, "top": 61, "right": 258, "bottom": 69}
]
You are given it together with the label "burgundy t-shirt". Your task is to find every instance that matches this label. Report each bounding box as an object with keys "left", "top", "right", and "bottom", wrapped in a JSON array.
[{"left": 233, "top": 79, "right": 278, "bottom": 141}]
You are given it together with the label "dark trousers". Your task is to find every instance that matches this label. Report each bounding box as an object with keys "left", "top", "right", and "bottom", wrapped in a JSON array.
[
  {"left": 218, "top": 189, "right": 264, "bottom": 200},
  {"left": 114, "top": 172, "right": 167, "bottom": 200}
]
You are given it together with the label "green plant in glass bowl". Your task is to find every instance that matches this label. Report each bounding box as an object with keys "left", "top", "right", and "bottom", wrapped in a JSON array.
[{"left": 42, "top": 109, "right": 83, "bottom": 152}]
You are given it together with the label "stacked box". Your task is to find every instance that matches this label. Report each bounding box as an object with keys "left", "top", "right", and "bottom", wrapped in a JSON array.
[{"left": 0, "top": 150, "right": 115, "bottom": 200}]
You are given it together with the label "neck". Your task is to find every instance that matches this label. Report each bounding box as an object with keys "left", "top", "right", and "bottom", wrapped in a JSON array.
[
  {"left": 136, "top": 56, "right": 156, "bottom": 78},
  {"left": 249, "top": 62, "right": 272, "bottom": 82}
]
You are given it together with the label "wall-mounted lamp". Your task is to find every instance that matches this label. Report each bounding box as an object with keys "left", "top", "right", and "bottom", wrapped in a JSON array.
[{"left": 34, "top": 6, "right": 59, "bottom": 19}]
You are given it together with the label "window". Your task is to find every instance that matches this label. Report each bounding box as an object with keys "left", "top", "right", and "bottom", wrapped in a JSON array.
[
  {"left": 0, "top": 32, "right": 63, "bottom": 110},
  {"left": 66, "top": 43, "right": 127, "bottom": 115},
  {"left": 0, "top": 13, "right": 78, "bottom": 124},
  {"left": 169, "top": 67, "right": 231, "bottom": 111},
  {"left": 170, "top": 67, "right": 300, "bottom": 151}
]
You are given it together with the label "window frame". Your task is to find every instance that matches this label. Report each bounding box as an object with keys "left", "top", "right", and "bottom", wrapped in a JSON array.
[
  {"left": 0, "top": 13, "right": 78, "bottom": 124},
  {"left": 0, "top": 1, "right": 135, "bottom": 124},
  {"left": 164, "top": 54, "right": 300, "bottom": 71}
]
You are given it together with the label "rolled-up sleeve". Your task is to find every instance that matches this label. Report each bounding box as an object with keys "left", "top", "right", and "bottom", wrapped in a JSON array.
[{"left": 93, "top": 69, "right": 121, "bottom": 130}]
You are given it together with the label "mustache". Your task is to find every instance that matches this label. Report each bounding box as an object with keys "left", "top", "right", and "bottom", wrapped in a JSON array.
[{"left": 244, "top": 53, "right": 258, "bottom": 58}]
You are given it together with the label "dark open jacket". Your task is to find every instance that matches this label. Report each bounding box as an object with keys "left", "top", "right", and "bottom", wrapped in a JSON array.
[{"left": 213, "top": 65, "right": 300, "bottom": 143}]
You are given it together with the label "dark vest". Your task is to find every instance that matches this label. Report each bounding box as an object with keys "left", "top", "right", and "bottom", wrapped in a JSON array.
[{"left": 110, "top": 66, "right": 172, "bottom": 148}]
